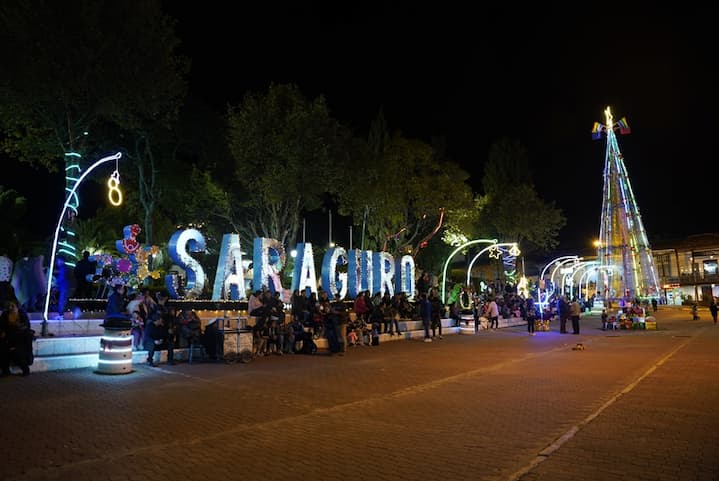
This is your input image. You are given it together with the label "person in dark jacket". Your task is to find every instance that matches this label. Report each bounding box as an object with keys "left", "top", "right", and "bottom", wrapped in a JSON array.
[
  {"left": 145, "top": 315, "right": 174, "bottom": 366},
  {"left": 0, "top": 299, "right": 32, "bottom": 376},
  {"left": 104, "top": 281, "right": 129, "bottom": 327},
  {"left": 419, "top": 293, "right": 432, "bottom": 342}
]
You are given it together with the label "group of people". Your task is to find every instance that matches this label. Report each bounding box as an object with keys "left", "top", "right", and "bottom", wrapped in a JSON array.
[{"left": 104, "top": 282, "right": 213, "bottom": 366}]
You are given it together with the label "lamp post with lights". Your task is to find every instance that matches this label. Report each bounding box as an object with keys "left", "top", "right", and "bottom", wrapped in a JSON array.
[{"left": 42, "top": 152, "right": 123, "bottom": 334}]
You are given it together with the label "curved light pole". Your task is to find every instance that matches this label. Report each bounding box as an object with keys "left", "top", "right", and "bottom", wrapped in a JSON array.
[
  {"left": 537, "top": 255, "right": 580, "bottom": 312},
  {"left": 569, "top": 260, "right": 600, "bottom": 299},
  {"left": 549, "top": 257, "right": 583, "bottom": 299},
  {"left": 465, "top": 242, "right": 521, "bottom": 286},
  {"left": 578, "top": 263, "right": 611, "bottom": 302},
  {"left": 441, "top": 239, "right": 497, "bottom": 303},
  {"left": 43, "top": 152, "right": 123, "bottom": 328}
]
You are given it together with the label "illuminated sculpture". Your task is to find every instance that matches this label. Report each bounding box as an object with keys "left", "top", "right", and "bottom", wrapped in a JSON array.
[
  {"left": 291, "top": 243, "right": 318, "bottom": 294},
  {"left": 166, "top": 228, "right": 206, "bottom": 299},
  {"left": 212, "top": 234, "right": 246, "bottom": 300},
  {"left": 253, "top": 237, "right": 285, "bottom": 295},
  {"left": 372, "top": 252, "right": 395, "bottom": 298},
  {"left": 593, "top": 107, "right": 660, "bottom": 301},
  {"left": 321, "top": 247, "right": 348, "bottom": 300},
  {"left": 394, "top": 255, "right": 415, "bottom": 300}
]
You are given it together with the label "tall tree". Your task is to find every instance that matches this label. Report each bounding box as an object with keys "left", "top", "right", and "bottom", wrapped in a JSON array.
[
  {"left": 476, "top": 138, "right": 566, "bottom": 252},
  {"left": 336, "top": 129, "right": 474, "bottom": 258},
  {"left": 226, "top": 83, "right": 348, "bottom": 248},
  {"left": 0, "top": 0, "right": 188, "bottom": 248}
]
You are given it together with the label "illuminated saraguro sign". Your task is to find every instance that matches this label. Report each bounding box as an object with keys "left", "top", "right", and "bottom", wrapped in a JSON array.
[{"left": 166, "top": 229, "right": 415, "bottom": 301}]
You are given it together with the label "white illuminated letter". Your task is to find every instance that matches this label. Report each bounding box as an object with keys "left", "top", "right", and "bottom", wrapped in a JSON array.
[
  {"left": 291, "top": 242, "right": 318, "bottom": 294},
  {"left": 212, "top": 234, "right": 246, "bottom": 300}
]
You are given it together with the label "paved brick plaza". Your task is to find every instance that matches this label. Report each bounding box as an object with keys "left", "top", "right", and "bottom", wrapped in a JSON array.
[{"left": 1, "top": 307, "right": 717, "bottom": 481}]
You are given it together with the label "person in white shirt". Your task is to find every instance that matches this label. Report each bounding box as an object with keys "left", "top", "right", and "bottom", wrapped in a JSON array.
[{"left": 486, "top": 298, "right": 499, "bottom": 329}]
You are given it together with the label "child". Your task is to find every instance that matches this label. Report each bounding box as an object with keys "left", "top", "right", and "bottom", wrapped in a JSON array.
[{"left": 130, "top": 310, "right": 144, "bottom": 350}]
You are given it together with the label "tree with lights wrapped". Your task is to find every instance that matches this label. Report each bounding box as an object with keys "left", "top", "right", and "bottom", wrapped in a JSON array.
[{"left": 593, "top": 107, "right": 660, "bottom": 303}]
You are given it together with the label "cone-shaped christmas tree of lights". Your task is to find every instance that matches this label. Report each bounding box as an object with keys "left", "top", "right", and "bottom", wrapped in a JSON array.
[{"left": 594, "top": 107, "right": 660, "bottom": 302}]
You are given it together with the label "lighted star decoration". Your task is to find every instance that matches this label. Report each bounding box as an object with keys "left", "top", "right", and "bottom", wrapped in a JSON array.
[{"left": 488, "top": 244, "right": 502, "bottom": 259}]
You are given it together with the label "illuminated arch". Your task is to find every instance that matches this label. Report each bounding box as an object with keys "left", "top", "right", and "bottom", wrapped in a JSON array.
[
  {"left": 441, "top": 239, "right": 497, "bottom": 303},
  {"left": 465, "top": 242, "right": 521, "bottom": 286},
  {"left": 537, "top": 255, "right": 580, "bottom": 312}
]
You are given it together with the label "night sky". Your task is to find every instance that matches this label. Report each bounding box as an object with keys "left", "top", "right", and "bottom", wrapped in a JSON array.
[
  {"left": 164, "top": 4, "right": 719, "bottom": 251},
  {"left": 7, "top": 4, "right": 719, "bottom": 254}
]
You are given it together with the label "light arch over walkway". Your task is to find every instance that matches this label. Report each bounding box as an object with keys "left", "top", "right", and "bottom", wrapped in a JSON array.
[{"left": 441, "top": 239, "right": 497, "bottom": 303}]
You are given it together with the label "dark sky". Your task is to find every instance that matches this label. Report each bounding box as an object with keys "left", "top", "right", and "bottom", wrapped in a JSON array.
[
  {"left": 8, "top": 4, "right": 718, "bottom": 255},
  {"left": 162, "top": 3, "right": 719, "bottom": 252}
]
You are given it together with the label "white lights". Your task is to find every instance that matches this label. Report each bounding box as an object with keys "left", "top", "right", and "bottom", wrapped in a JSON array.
[{"left": 96, "top": 329, "right": 133, "bottom": 375}]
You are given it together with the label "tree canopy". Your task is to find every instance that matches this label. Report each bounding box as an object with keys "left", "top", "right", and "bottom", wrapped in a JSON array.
[
  {"left": 227, "top": 83, "right": 349, "bottom": 248},
  {"left": 474, "top": 138, "right": 566, "bottom": 252}
]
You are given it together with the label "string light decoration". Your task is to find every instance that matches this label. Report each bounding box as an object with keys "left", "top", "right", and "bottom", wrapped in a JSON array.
[
  {"left": 59, "top": 152, "right": 82, "bottom": 267},
  {"left": 465, "top": 242, "right": 521, "bottom": 286},
  {"left": 593, "top": 107, "right": 660, "bottom": 302}
]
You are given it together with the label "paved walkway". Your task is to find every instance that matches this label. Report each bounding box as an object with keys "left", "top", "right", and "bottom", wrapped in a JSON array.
[{"left": 1, "top": 307, "right": 717, "bottom": 481}]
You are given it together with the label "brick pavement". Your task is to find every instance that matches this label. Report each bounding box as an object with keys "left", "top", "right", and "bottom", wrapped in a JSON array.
[{"left": 0, "top": 307, "right": 716, "bottom": 481}]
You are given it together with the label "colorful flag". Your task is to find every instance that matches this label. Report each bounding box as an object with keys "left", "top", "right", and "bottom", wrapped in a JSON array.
[
  {"left": 591, "top": 122, "right": 603, "bottom": 139},
  {"left": 617, "top": 117, "right": 631, "bottom": 135}
]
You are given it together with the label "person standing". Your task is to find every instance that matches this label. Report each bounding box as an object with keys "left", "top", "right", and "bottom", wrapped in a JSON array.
[
  {"left": 416, "top": 271, "right": 430, "bottom": 297},
  {"left": 526, "top": 297, "right": 536, "bottom": 336},
  {"left": 73, "top": 251, "right": 97, "bottom": 299},
  {"left": 486, "top": 297, "right": 499, "bottom": 330},
  {"left": 429, "top": 288, "right": 443, "bottom": 339},
  {"left": 570, "top": 297, "right": 582, "bottom": 334},
  {"left": 419, "top": 293, "right": 432, "bottom": 342},
  {"left": 709, "top": 298, "right": 718, "bottom": 326},
  {"left": 558, "top": 295, "right": 569, "bottom": 334}
]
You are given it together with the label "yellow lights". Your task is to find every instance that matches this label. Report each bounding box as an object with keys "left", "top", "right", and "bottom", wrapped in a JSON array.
[
  {"left": 509, "top": 243, "right": 521, "bottom": 257},
  {"left": 593, "top": 239, "right": 602, "bottom": 248},
  {"left": 604, "top": 106, "right": 613, "bottom": 127},
  {"left": 107, "top": 170, "right": 123, "bottom": 206}
]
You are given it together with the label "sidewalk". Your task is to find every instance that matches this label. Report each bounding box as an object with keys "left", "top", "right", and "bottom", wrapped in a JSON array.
[{"left": 0, "top": 307, "right": 716, "bottom": 481}]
